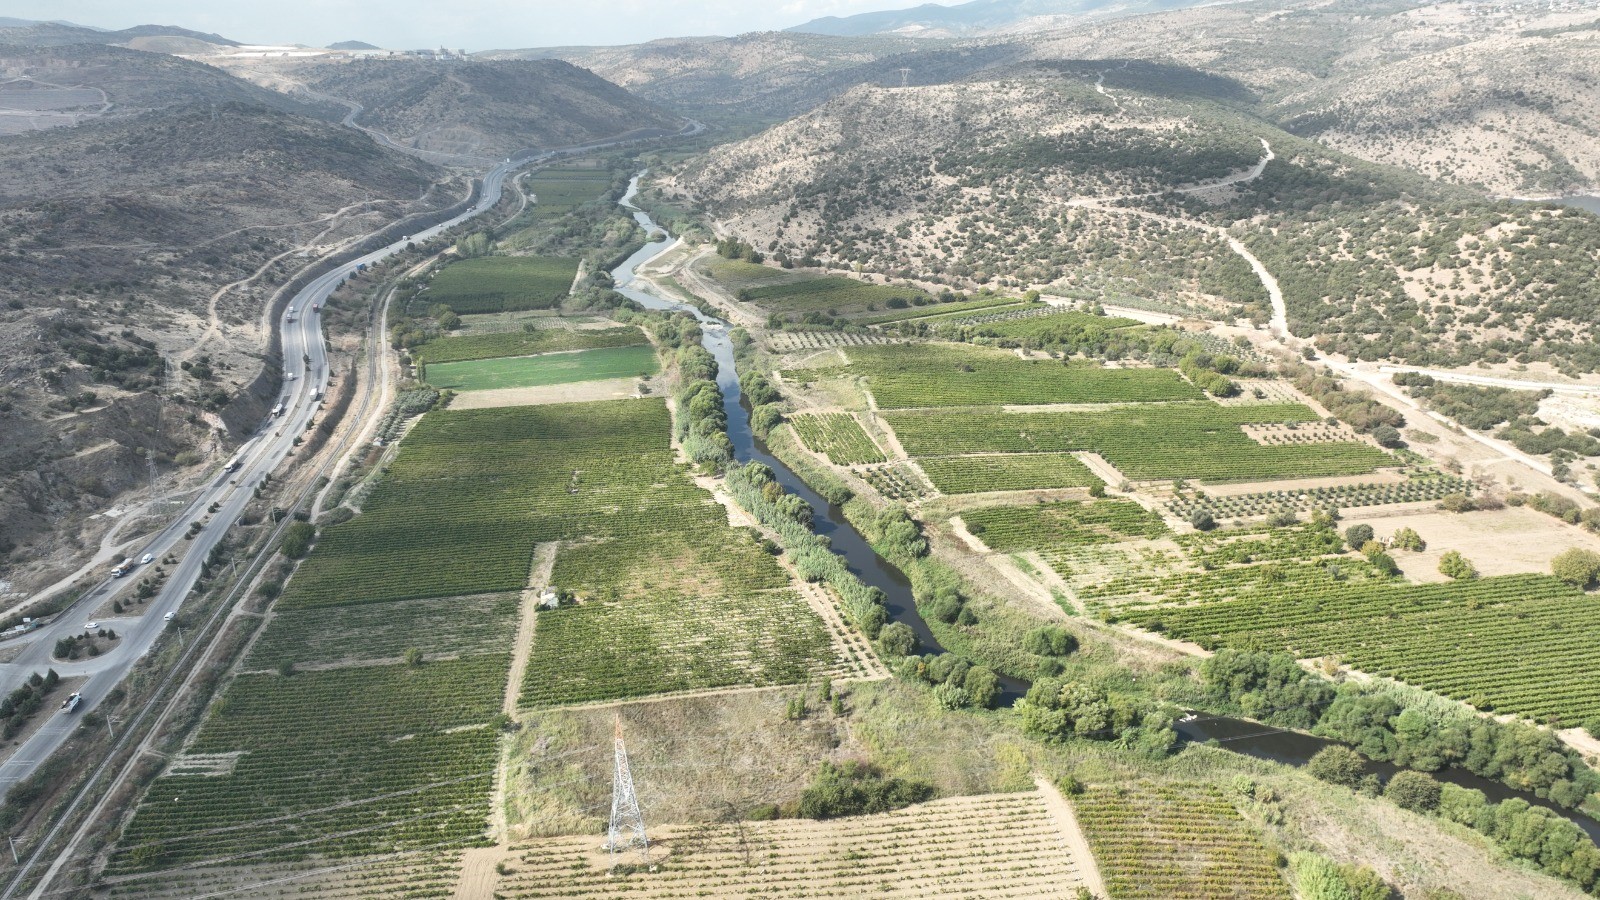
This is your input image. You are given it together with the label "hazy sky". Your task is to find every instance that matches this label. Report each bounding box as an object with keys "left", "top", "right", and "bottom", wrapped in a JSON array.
[{"left": 0, "top": 0, "right": 930, "bottom": 48}]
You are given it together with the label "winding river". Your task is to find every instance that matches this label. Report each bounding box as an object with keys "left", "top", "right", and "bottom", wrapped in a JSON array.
[{"left": 610, "top": 174, "right": 1600, "bottom": 840}]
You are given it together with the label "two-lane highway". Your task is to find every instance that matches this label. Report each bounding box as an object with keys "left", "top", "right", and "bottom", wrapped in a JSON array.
[{"left": 0, "top": 119, "right": 704, "bottom": 801}]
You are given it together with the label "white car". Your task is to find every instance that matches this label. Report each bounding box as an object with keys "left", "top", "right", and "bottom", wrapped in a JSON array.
[
  {"left": 140, "top": 553, "right": 154, "bottom": 565},
  {"left": 285, "top": 372, "right": 297, "bottom": 381},
  {"left": 84, "top": 622, "right": 98, "bottom": 630},
  {"left": 163, "top": 612, "right": 175, "bottom": 621}
]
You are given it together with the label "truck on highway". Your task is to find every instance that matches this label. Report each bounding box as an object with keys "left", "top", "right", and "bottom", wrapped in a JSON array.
[
  {"left": 311, "top": 303, "right": 320, "bottom": 314},
  {"left": 111, "top": 560, "right": 133, "bottom": 577},
  {"left": 60, "top": 692, "right": 81, "bottom": 713},
  {"left": 272, "top": 402, "right": 286, "bottom": 418},
  {"left": 222, "top": 455, "right": 243, "bottom": 475}
]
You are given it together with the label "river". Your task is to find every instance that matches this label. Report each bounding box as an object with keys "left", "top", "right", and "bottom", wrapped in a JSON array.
[{"left": 610, "top": 174, "right": 1600, "bottom": 840}]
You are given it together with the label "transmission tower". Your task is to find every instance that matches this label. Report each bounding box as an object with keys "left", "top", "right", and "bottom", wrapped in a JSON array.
[
  {"left": 605, "top": 715, "right": 650, "bottom": 871},
  {"left": 147, "top": 450, "right": 158, "bottom": 502},
  {"left": 898, "top": 67, "right": 911, "bottom": 88}
]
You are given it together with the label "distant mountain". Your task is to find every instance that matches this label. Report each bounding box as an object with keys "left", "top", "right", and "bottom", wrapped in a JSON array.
[
  {"left": 0, "top": 21, "right": 238, "bottom": 48},
  {"left": 788, "top": 0, "right": 1199, "bottom": 37},
  {"left": 328, "top": 40, "right": 382, "bottom": 51}
]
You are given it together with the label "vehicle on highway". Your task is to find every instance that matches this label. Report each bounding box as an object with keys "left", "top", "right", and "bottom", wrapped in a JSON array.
[
  {"left": 140, "top": 553, "right": 154, "bottom": 565},
  {"left": 285, "top": 306, "right": 297, "bottom": 322},
  {"left": 312, "top": 303, "right": 320, "bottom": 313},
  {"left": 84, "top": 622, "right": 97, "bottom": 631},
  {"left": 59, "top": 693, "right": 81, "bottom": 714},
  {"left": 272, "top": 402, "right": 286, "bottom": 418},
  {"left": 163, "top": 612, "right": 174, "bottom": 622},
  {"left": 284, "top": 371, "right": 297, "bottom": 381},
  {"left": 110, "top": 560, "right": 132, "bottom": 577},
  {"left": 222, "top": 455, "right": 243, "bottom": 474}
]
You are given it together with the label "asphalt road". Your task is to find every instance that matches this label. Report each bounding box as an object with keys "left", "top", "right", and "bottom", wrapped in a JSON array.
[{"left": 0, "top": 118, "right": 703, "bottom": 798}]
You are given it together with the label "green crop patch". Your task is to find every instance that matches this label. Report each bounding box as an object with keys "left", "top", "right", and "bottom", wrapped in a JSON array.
[
  {"left": 424, "top": 345, "right": 659, "bottom": 392},
  {"left": 853, "top": 296, "right": 1035, "bottom": 325},
  {"left": 108, "top": 654, "right": 508, "bottom": 872},
  {"left": 789, "top": 412, "right": 887, "bottom": 465},
  {"left": 1076, "top": 784, "right": 1291, "bottom": 900},
  {"left": 963, "top": 308, "right": 1144, "bottom": 340},
  {"left": 919, "top": 453, "right": 1104, "bottom": 494},
  {"left": 245, "top": 593, "right": 521, "bottom": 670},
  {"left": 816, "top": 343, "right": 1202, "bottom": 408},
  {"left": 424, "top": 256, "right": 581, "bottom": 314},
  {"left": 965, "top": 501, "right": 1168, "bottom": 554},
  {"left": 282, "top": 400, "right": 676, "bottom": 608},
  {"left": 413, "top": 325, "right": 645, "bottom": 366},
  {"left": 887, "top": 402, "right": 1392, "bottom": 482}
]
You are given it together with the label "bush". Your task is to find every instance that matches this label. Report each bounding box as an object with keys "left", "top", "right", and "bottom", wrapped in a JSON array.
[
  {"left": 278, "top": 521, "right": 316, "bottom": 559},
  {"left": 1291, "top": 853, "right": 1392, "bottom": 900},
  {"left": 1384, "top": 770, "right": 1441, "bottom": 813},
  {"left": 1390, "top": 527, "right": 1425, "bottom": 551},
  {"left": 1366, "top": 551, "right": 1400, "bottom": 577},
  {"left": 1344, "top": 524, "right": 1374, "bottom": 550},
  {"left": 1437, "top": 550, "right": 1478, "bottom": 580},
  {"left": 1584, "top": 717, "right": 1600, "bottom": 740},
  {"left": 964, "top": 666, "right": 1000, "bottom": 709},
  {"left": 877, "top": 622, "right": 917, "bottom": 658},
  {"left": 1371, "top": 424, "right": 1403, "bottom": 448},
  {"left": 1307, "top": 745, "right": 1367, "bottom": 787},
  {"left": 1189, "top": 509, "right": 1216, "bottom": 531},
  {"left": 795, "top": 762, "right": 933, "bottom": 819},
  {"left": 1022, "top": 625, "right": 1077, "bottom": 657},
  {"left": 1551, "top": 547, "right": 1600, "bottom": 588}
]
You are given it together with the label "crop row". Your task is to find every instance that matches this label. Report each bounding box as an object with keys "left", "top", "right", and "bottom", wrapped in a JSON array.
[
  {"left": 423, "top": 256, "right": 581, "bottom": 314},
  {"left": 1074, "top": 784, "right": 1290, "bottom": 900},
  {"left": 859, "top": 463, "right": 927, "bottom": 501},
  {"left": 886, "top": 402, "right": 1392, "bottom": 482},
  {"left": 1117, "top": 573, "right": 1600, "bottom": 722},
  {"left": 827, "top": 343, "right": 1201, "bottom": 408},
  {"left": 917, "top": 453, "right": 1103, "bottom": 495},
  {"left": 853, "top": 295, "right": 1027, "bottom": 326},
  {"left": 412, "top": 325, "right": 644, "bottom": 365},
  {"left": 1168, "top": 475, "right": 1473, "bottom": 519},
  {"left": 964, "top": 500, "right": 1168, "bottom": 554},
  {"left": 789, "top": 412, "right": 887, "bottom": 465}
]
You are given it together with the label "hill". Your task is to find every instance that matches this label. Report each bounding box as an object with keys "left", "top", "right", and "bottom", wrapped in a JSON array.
[
  {"left": 0, "top": 21, "right": 237, "bottom": 48},
  {"left": 0, "top": 96, "right": 451, "bottom": 590},
  {"left": 271, "top": 58, "right": 682, "bottom": 158},
  {"left": 328, "top": 40, "right": 381, "bottom": 51},
  {"left": 789, "top": 0, "right": 1202, "bottom": 37}
]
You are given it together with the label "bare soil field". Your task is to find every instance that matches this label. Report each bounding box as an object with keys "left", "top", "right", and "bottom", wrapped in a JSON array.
[
  {"left": 1341, "top": 506, "right": 1600, "bottom": 583},
  {"left": 494, "top": 790, "right": 1092, "bottom": 898},
  {"left": 444, "top": 377, "right": 649, "bottom": 409}
]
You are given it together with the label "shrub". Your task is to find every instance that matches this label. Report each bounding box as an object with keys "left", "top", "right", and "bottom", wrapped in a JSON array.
[
  {"left": 1371, "top": 424, "right": 1403, "bottom": 448},
  {"left": 1551, "top": 547, "right": 1600, "bottom": 588},
  {"left": 1437, "top": 551, "right": 1478, "bottom": 580},
  {"left": 1584, "top": 717, "right": 1600, "bottom": 740},
  {"left": 1307, "top": 745, "right": 1367, "bottom": 787},
  {"left": 963, "top": 666, "right": 1000, "bottom": 709},
  {"left": 795, "top": 762, "right": 933, "bottom": 819},
  {"left": 1384, "top": 770, "right": 1441, "bottom": 813},
  {"left": 1189, "top": 509, "right": 1216, "bottom": 531},
  {"left": 1366, "top": 551, "right": 1400, "bottom": 577},
  {"left": 877, "top": 622, "right": 917, "bottom": 658},
  {"left": 1022, "top": 625, "right": 1077, "bottom": 657},
  {"left": 278, "top": 521, "right": 316, "bottom": 560},
  {"left": 1390, "top": 527, "right": 1425, "bottom": 551}
]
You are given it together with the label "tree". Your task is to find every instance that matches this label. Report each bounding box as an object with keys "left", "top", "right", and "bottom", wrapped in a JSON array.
[
  {"left": 1189, "top": 509, "right": 1216, "bottom": 531},
  {"left": 964, "top": 666, "right": 1000, "bottom": 709},
  {"left": 1551, "top": 548, "right": 1600, "bottom": 588},
  {"left": 1438, "top": 551, "right": 1478, "bottom": 580},
  {"left": 876, "top": 622, "right": 916, "bottom": 658},
  {"left": 279, "top": 521, "right": 316, "bottom": 559},
  {"left": 1372, "top": 424, "right": 1403, "bottom": 448},
  {"left": 1344, "top": 524, "right": 1374, "bottom": 550},
  {"left": 1022, "top": 626, "right": 1077, "bottom": 657},
  {"left": 1385, "top": 770, "right": 1442, "bottom": 813},
  {"left": 1367, "top": 551, "right": 1401, "bottom": 577},
  {"left": 1307, "top": 745, "right": 1367, "bottom": 787},
  {"left": 404, "top": 647, "right": 424, "bottom": 667}
]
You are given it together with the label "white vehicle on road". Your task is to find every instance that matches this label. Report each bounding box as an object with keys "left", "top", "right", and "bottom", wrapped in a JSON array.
[
  {"left": 140, "top": 553, "right": 154, "bottom": 565},
  {"left": 59, "top": 692, "right": 81, "bottom": 713},
  {"left": 84, "top": 622, "right": 98, "bottom": 631}
]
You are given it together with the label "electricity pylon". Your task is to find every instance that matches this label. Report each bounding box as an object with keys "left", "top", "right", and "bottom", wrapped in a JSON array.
[
  {"left": 898, "top": 67, "right": 911, "bottom": 88},
  {"left": 606, "top": 715, "right": 650, "bottom": 871}
]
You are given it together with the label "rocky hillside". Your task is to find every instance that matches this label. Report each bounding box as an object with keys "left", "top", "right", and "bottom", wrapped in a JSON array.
[
  {"left": 0, "top": 86, "right": 453, "bottom": 591},
  {"left": 281, "top": 58, "right": 683, "bottom": 158}
]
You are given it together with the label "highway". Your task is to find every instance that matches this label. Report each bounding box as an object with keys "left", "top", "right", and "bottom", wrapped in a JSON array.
[{"left": 0, "top": 118, "right": 704, "bottom": 803}]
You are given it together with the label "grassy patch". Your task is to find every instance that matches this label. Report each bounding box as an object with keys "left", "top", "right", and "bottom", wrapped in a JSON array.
[
  {"left": 920, "top": 453, "right": 1104, "bottom": 494},
  {"left": 424, "top": 345, "right": 659, "bottom": 392},
  {"left": 788, "top": 412, "right": 887, "bottom": 465},
  {"left": 413, "top": 325, "right": 644, "bottom": 365}
]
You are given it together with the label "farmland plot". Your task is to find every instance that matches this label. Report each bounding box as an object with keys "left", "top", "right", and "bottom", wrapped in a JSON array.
[
  {"left": 964, "top": 501, "right": 1169, "bottom": 561},
  {"left": 886, "top": 403, "right": 1392, "bottom": 482},
  {"left": 244, "top": 593, "right": 520, "bottom": 670},
  {"left": 423, "top": 256, "right": 581, "bottom": 314},
  {"left": 1075, "top": 784, "right": 1290, "bottom": 900},
  {"left": 741, "top": 275, "right": 932, "bottom": 318},
  {"left": 423, "top": 345, "right": 659, "bottom": 392},
  {"left": 789, "top": 412, "right": 887, "bottom": 465},
  {"left": 919, "top": 454, "right": 1104, "bottom": 495},
  {"left": 823, "top": 344, "right": 1201, "bottom": 408},
  {"left": 412, "top": 325, "right": 645, "bottom": 365},
  {"left": 497, "top": 791, "right": 1090, "bottom": 898}
]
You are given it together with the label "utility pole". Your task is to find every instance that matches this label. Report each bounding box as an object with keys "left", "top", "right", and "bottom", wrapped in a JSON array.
[
  {"left": 147, "top": 450, "right": 158, "bottom": 503},
  {"left": 605, "top": 715, "right": 650, "bottom": 873},
  {"left": 8, "top": 837, "right": 17, "bottom": 865},
  {"left": 899, "top": 68, "right": 911, "bottom": 88}
]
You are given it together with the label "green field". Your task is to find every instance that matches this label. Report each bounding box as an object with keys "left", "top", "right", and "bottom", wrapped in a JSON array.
[
  {"left": 919, "top": 453, "right": 1104, "bottom": 495},
  {"left": 788, "top": 412, "right": 886, "bottom": 465},
  {"left": 886, "top": 402, "right": 1393, "bottom": 482},
  {"left": 815, "top": 344, "right": 1202, "bottom": 408},
  {"left": 854, "top": 296, "right": 1035, "bottom": 326},
  {"left": 424, "top": 256, "right": 581, "bottom": 314},
  {"left": 965, "top": 501, "right": 1169, "bottom": 554},
  {"left": 525, "top": 165, "right": 613, "bottom": 219},
  {"left": 413, "top": 325, "right": 645, "bottom": 365},
  {"left": 425, "top": 345, "right": 659, "bottom": 391}
]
